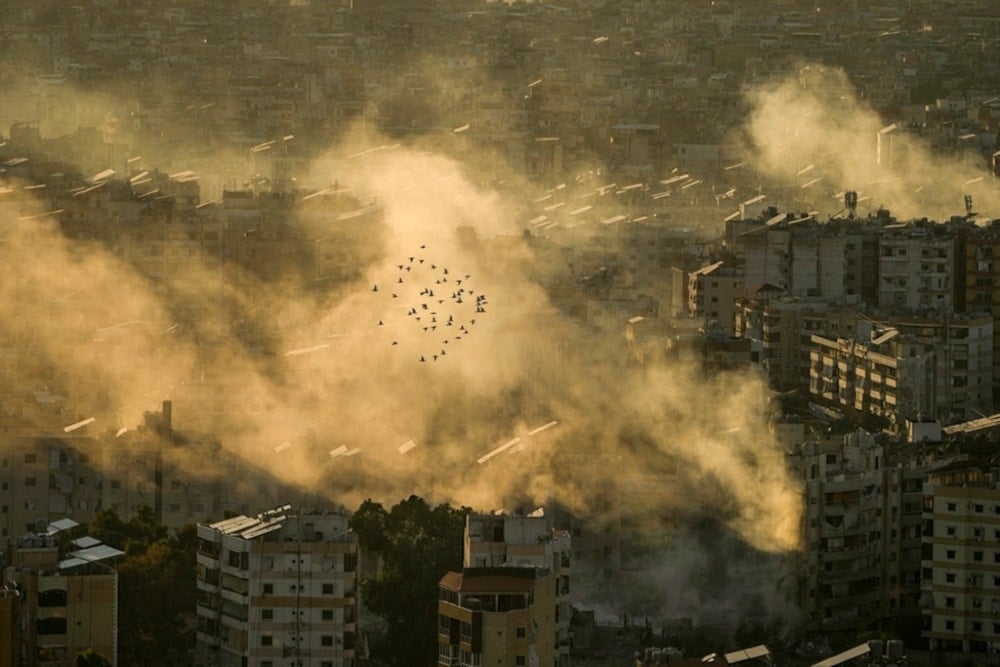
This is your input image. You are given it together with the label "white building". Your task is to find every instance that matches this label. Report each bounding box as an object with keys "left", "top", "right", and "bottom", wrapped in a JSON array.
[{"left": 195, "top": 506, "right": 359, "bottom": 667}]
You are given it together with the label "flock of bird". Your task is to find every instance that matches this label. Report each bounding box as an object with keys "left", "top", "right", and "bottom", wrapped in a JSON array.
[
  {"left": 275, "top": 246, "right": 564, "bottom": 464},
  {"left": 371, "top": 244, "right": 488, "bottom": 363}
]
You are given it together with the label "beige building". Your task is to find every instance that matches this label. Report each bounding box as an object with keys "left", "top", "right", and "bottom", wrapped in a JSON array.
[
  {"left": 3, "top": 532, "right": 120, "bottom": 666},
  {"left": 194, "top": 506, "right": 360, "bottom": 667},
  {"left": 921, "top": 463, "right": 1000, "bottom": 653},
  {"left": 464, "top": 513, "right": 571, "bottom": 666},
  {"left": 687, "top": 260, "right": 743, "bottom": 333},
  {"left": 879, "top": 224, "right": 955, "bottom": 310},
  {"left": 437, "top": 567, "right": 559, "bottom": 667},
  {"left": 808, "top": 311, "right": 993, "bottom": 426}
]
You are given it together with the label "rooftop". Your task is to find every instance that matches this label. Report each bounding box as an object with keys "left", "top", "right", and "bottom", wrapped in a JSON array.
[{"left": 440, "top": 567, "right": 542, "bottom": 593}]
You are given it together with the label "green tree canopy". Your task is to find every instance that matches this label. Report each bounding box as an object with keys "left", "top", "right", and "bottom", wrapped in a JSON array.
[
  {"left": 86, "top": 507, "right": 196, "bottom": 666},
  {"left": 349, "top": 496, "right": 471, "bottom": 666}
]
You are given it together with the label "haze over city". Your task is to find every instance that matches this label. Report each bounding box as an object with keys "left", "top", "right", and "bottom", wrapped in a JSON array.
[{"left": 3, "top": 1, "right": 1000, "bottom": 666}]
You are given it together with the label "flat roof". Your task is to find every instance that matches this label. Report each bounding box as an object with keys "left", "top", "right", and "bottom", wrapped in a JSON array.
[{"left": 440, "top": 569, "right": 539, "bottom": 594}]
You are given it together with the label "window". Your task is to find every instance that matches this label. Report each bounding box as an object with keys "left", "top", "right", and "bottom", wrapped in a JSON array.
[
  {"left": 946, "top": 620, "right": 955, "bottom": 630},
  {"left": 947, "top": 550, "right": 956, "bottom": 559},
  {"left": 322, "top": 609, "right": 334, "bottom": 621},
  {"left": 516, "top": 626, "right": 526, "bottom": 638},
  {"left": 24, "top": 454, "right": 36, "bottom": 463},
  {"left": 974, "top": 621, "right": 983, "bottom": 632},
  {"left": 261, "top": 609, "right": 273, "bottom": 620},
  {"left": 976, "top": 504, "right": 985, "bottom": 513},
  {"left": 37, "top": 617, "right": 66, "bottom": 635},
  {"left": 38, "top": 589, "right": 67, "bottom": 607},
  {"left": 946, "top": 573, "right": 956, "bottom": 583},
  {"left": 322, "top": 584, "right": 334, "bottom": 595},
  {"left": 262, "top": 583, "right": 273, "bottom": 595},
  {"left": 975, "top": 551, "right": 985, "bottom": 562},
  {"left": 24, "top": 477, "right": 35, "bottom": 487},
  {"left": 946, "top": 597, "right": 955, "bottom": 608},
  {"left": 515, "top": 657, "right": 527, "bottom": 666},
  {"left": 321, "top": 636, "right": 334, "bottom": 647},
  {"left": 948, "top": 502, "right": 957, "bottom": 511},
  {"left": 261, "top": 635, "right": 273, "bottom": 646}
]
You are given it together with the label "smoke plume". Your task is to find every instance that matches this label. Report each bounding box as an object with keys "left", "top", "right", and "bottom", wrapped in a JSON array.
[{"left": 741, "top": 63, "right": 999, "bottom": 220}]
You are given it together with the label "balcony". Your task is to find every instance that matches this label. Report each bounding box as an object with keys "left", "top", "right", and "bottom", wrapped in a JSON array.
[{"left": 197, "top": 552, "right": 220, "bottom": 569}]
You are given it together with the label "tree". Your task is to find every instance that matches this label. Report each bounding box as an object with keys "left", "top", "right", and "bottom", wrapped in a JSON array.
[
  {"left": 85, "top": 507, "right": 196, "bottom": 666},
  {"left": 349, "top": 496, "right": 471, "bottom": 666}
]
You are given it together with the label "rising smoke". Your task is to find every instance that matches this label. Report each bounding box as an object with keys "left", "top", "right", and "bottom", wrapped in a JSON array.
[
  {"left": 740, "top": 63, "right": 1000, "bottom": 220},
  {"left": 1, "top": 76, "right": 807, "bottom": 629},
  {"left": 1, "top": 137, "right": 803, "bottom": 530}
]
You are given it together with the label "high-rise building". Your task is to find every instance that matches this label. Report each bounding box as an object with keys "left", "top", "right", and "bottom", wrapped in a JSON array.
[
  {"left": 878, "top": 223, "right": 955, "bottom": 311},
  {"left": 921, "top": 462, "right": 1000, "bottom": 653},
  {"left": 791, "top": 426, "right": 934, "bottom": 639},
  {"left": 194, "top": 506, "right": 360, "bottom": 667}
]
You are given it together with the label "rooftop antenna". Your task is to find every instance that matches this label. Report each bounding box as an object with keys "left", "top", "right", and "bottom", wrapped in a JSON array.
[
  {"left": 965, "top": 194, "right": 976, "bottom": 219},
  {"left": 844, "top": 190, "right": 858, "bottom": 219}
]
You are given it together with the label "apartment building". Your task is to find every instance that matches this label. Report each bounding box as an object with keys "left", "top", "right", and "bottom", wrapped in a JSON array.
[
  {"left": 891, "top": 313, "right": 994, "bottom": 424},
  {"left": 2, "top": 532, "right": 120, "bottom": 666},
  {"left": 0, "top": 433, "right": 104, "bottom": 543},
  {"left": 734, "top": 294, "right": 853, "bottom": 390},
  {"left": 921, "top": 462, "right": 1000, "bottom": 653},
  {"left": 437, "top": 567, "right": 559, "bottom": 667},
  {"left": 879, "top": 223, "right": 955, "bottom": 311},
  {"left": 464, "top": 513, "right": 571, "bottom": 666},
  {"left": 958, "top": 222, "right": 1000, "bottom": 402},
  {"left": 0, "top": 402, "right": 310, "bottom": 536},
  {"left": 808, "top": 312, "right": 994, "bottom": 426},
  {"left": 194, "top": 506, "right": 359, "bottom": 667},
  {"left": 793, "top": 430, "right": 929, "bottom": 637},
  {"left": 809, "top": 332, "right": 936, "bottom": 428},
  {"left": 687, "top": 260, "right": 743, "bottom": 333},
  {"left": 742, "top": 213, "right": 848, "bottom": 299}
]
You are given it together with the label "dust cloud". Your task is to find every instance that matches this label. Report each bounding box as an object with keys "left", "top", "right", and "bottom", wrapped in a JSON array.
[
  {"left": 741, "top": 63, "right": 999, "bottom": 219},
  {"left": 0, "top": 130, "right": 802, "bottom": 559}
]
